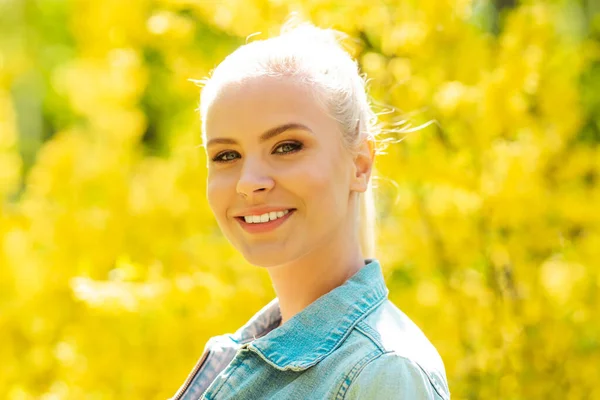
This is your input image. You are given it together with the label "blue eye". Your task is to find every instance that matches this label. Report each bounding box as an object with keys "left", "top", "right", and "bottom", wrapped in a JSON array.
[
  {"left": 212, "top": 151, "right": 240, "bottom": 163},
  {"left": 273, "top": 142, "right": 303, "bottom": 154}
]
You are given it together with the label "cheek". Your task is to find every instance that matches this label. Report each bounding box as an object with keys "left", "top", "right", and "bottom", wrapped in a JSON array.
[
  {"left": 282, "top": 153, "right": 351, "bottom": 208},
  {"left": 206, "top": 173, "right": 234, "bottom": 216},
  {"left": 281, "top": 160, "right": 328, "bottom": 192}
]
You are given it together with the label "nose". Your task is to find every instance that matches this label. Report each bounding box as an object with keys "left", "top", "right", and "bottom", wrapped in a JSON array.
[{"left": 236, "top": 157, "right": 275, "bottom": 202}]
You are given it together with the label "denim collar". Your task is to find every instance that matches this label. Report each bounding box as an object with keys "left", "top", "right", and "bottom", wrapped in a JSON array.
[{"left": 230, "top": 259, "right": 389, "bottom": 371}]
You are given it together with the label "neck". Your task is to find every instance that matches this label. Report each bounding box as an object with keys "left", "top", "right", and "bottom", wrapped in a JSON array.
[{"left": 267, "top": 232, "right": 365, "bottom": 326}]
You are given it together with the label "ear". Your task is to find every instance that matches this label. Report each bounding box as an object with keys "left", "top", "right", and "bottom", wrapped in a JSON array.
[{"left": 350, "top": 137, "right": 375, "bottom": 193}]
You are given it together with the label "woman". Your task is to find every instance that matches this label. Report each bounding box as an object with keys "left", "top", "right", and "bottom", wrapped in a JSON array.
[{"left": 172, "top": 21, "right": 450, "bottom": 400}]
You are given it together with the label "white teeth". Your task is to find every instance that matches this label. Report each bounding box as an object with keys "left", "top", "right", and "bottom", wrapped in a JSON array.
[{"left": 242, "top": 209, "right": 292, "bottom": 224}]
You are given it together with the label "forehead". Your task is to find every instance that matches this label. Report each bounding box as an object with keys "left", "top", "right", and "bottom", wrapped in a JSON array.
[{"left": 203, "top": 75, "right": 339, "bottom": 139}]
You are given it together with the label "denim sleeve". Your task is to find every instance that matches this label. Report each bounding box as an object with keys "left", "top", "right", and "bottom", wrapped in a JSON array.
[{"left": 343, "top": 353, "right": 450, "bottom": 400}]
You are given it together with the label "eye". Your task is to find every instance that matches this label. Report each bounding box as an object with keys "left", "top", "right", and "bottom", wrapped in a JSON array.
[
  {"left": 273, "top": 141, "right": 303, "bottom": 155},
  {"left": 212, "top": 151, "right": 240, "bottom": 163}
]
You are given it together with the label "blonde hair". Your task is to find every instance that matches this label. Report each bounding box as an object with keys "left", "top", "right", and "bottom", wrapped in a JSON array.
[{"left": 199, "top": 21, "right": 379, "bottom": 258}]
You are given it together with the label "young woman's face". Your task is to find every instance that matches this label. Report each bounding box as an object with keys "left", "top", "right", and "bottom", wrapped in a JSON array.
[{"left": 203, "top": 75, "right": 364, "bottom": 267}]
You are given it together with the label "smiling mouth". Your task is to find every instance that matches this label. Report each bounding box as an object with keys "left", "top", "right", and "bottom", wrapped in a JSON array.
[
  {"left": 235, "top": 208, "right": 297, "bottom": 224},
  {"left": 234, "top": 209, "right": 296, "bottom": 233}
]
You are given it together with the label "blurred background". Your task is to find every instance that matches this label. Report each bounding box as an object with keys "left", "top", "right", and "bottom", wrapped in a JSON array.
[{"left": 1, "top": 0, "right": 599, "bottom": 399}]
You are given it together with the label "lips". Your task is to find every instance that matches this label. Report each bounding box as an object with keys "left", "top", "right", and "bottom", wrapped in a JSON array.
[
  {"left": 241, "top": 209, "right": 293, "bottom": 224},
  {"left": 235, "top": 209, "right": 296, "bottom": 234}
]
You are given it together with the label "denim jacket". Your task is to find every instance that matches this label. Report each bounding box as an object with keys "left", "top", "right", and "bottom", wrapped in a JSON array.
[{"left": 171, "top": 259, "right": 451, "bottom": 399}]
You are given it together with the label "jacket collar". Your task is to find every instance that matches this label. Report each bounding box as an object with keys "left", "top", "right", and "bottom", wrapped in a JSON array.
[{"left": 230, "top": 259, "right": 389, "bottom": 371}]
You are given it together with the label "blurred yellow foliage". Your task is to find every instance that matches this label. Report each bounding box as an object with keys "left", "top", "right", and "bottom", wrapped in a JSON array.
[{"left": 1, "top": 0, "right": 599, "bottom": 399}]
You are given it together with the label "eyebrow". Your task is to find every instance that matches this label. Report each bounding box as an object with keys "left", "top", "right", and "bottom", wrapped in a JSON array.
[{"left": 206, "top": 123, "right": 313, "bottom": 147}]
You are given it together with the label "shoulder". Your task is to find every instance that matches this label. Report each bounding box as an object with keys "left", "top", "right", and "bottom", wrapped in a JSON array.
[
  {"left": 340, "top": 300, "right": 450, "bottom": 399},
  {"left": 340, "top": 352, "right": 448, "bottom": 399}
]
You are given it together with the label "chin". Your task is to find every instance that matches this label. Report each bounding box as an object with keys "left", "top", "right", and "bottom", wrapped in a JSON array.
[
  {"left": 237, "top": 243, "right": 300, "bottom": 268},
  {"left": 241, "top": 251, "right": 288, "bottom": 268}
]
